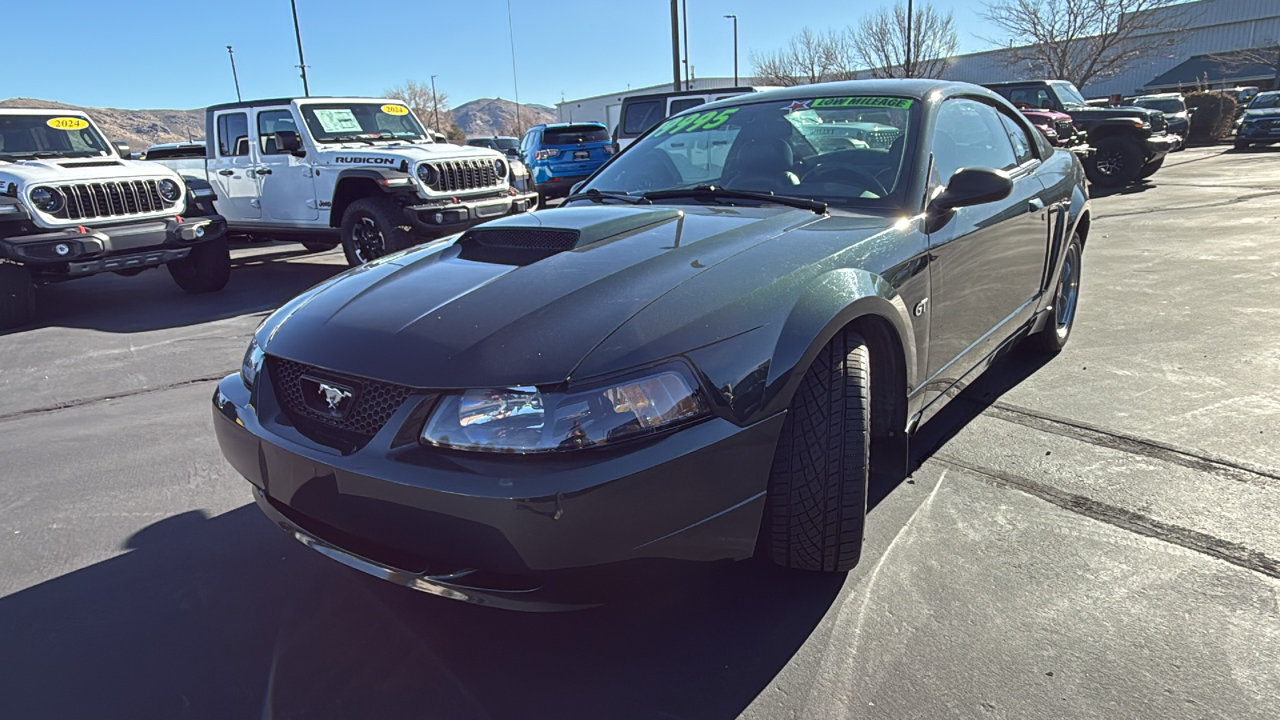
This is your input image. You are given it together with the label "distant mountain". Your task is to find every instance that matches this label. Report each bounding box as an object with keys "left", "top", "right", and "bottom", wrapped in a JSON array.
[
  {"left": 0, "top": 98, "right": 203, "bottom": 152},
  {"left": 451, "top": 98, "right": 556, "bottom": 137}
]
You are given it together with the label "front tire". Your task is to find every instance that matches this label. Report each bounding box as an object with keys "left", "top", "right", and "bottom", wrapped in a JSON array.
[
  {"left": 1139, "top": 156, "right": 1165, "bottom": 179},
  {"left": 1028, "top": 234, "right": 1083, "bottom": 355},
  {"left": 1086, "top": 137, "right": 1143, "bottom": 187},
  {"left": 340, "top": 197, "right": 414, "bottom": 267},
  {"left": 762, "top": 331, "right": 870, "bottom": 573},
  {"left": 0, "top": 263, "right": 36, "bottom": 330},
  {"left": 167, "top": 236, "right": 231, "bottom": 294}
]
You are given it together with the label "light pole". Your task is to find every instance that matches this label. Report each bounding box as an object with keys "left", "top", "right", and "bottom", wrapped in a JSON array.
[
  {"left": 226, "top": 46, "right": 242, "bottom": 102},
  {"left": 506, "top": 0, "right": 523, "bottom": 135},
  {"left": 905, "top": 0, "right": 914, "bottom": 78},
  {"left": 290, "top": 0, "right": 310, "bottom": 96},
  {"left": 430, "top": 75, "right": 441, "bottom": 133},
  {"left": 670, "top": 0, "right": 681, "bottom": 92},
  {"left": 682, "top": 0, "right": 690, "bottom": 90},
  {"left": 724, "top": 15, "right": 738, "bottom": 86}
]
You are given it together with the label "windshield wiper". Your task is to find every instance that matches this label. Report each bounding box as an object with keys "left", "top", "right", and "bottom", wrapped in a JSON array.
[
  {"left": 4, "top": 151, "right": 64, "bottom": 160},
  {"left": 327, "top": 135, "right": 377, "bottom": 145},
  {"left": 643, "top": 185, "right": 827, "bottom": 214},
  {"left": 564, "top": 188, "right": 652, "bottom": 205}
]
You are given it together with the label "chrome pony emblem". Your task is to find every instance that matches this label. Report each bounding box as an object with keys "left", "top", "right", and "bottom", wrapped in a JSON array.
[{"left": 318, "top": 382, "right": 353, "bottom": 412}]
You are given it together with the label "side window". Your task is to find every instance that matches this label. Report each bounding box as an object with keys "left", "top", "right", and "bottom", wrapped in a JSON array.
[
  {"left": 931, "top": 99, "right": 1019, "bottom": 184},
  {"left": 669, "top": 97, "right": 706, "bottom": 115},
  {"left": 998, "top": 112, "right": 1036, "bottom": 165},
  {"left": 623, "top": 100, "right": 663, "bottom": 135},
  {"left": 257, "top": 109, "right": 296, "bottom": 155},
  {"left": 217, "top": 112, "right": 249, "bottom": 157}
]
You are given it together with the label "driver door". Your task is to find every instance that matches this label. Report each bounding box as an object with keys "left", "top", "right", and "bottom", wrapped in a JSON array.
[{"left": 209, "top": 110, "right": 261, "bottom": 220}]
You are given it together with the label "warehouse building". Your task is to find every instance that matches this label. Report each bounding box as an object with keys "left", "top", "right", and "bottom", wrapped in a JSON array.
[{"left": 558, "top": 0, "right": 1279, "bottom": 126}]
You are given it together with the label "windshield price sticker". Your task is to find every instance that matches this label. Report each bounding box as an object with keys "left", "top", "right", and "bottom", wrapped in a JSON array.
[
  {"left": 381, "top": 104, "right": 409, "bottom": 116},
  {"left": 653, "top": 108, "right": 740, "bottom": 136},
  {"left": 314, "top": 108, "right": 362, "bottom": 133},
  {"left": 807, "top": 97, "right": 914, "bottom": 109},
  {"left": 47, "top": 117, "right": 90, "bottom": 131}
]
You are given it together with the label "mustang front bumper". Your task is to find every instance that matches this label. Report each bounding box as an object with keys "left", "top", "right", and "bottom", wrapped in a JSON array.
[
  {"left": 212, "top": 373, "right": 783, "bottom": 610},
  {"left": 0, "top": 215, "right": 227, "bottom": 276}
]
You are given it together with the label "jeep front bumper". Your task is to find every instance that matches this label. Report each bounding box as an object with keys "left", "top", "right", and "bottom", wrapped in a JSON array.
[
  {"left": 1145, "top": 133, "right": 1178, "bottom": 158},
  {"left": 0, "top": 215, "right": 227, "bottom": 277},
  {"left": 404, "top": 190, "right": 539, "bottom": 232}
]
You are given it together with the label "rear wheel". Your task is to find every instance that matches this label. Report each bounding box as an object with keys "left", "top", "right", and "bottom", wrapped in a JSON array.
[
  {"left": 761, "top": 331, "right": 870, "bottom": 573},
  {"left": 1028, "top": 234, "right": 1083, "bottom": 355},
  {"left": 0, "top": 263, "right": 36, "bottom": 330},
  {"left": 340, "top": 197, "right": 414, "bottom": 267},
  {"left": 167, "top": 236, "right": 231, "bottom": 294},
  {"left": 1139, "top": 156, "right": 1165, "bottom": 179},
  {"left": 1086, "top": 137, "right": 1143, "bottom": 187}
]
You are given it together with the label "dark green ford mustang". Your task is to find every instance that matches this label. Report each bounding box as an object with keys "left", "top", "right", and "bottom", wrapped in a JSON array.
[{"left": 213, "top": 80, "right": 1089, "bottom": 609}]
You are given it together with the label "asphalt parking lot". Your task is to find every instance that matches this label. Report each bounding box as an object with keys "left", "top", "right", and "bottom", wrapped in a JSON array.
[{"left": 1, "top": 144, "right": 1278, "bottom": 719}]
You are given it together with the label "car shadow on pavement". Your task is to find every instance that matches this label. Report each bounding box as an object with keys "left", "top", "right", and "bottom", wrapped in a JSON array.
[
  {"left": 1086, "top": 181, "right": 1156, "bottom": 199},
  {"left": 2, "top": 244, "right": 346, "bottom": 336},
  {"left": 0, "top": 505, "right": 847, "bottom": 719}
]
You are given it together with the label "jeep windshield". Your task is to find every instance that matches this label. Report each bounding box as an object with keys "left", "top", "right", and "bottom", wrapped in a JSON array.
[
  {"left": 1134, "top": 98, "right": 1185, "bottom": 114},
  {"left": 300, "top": 103, "right": 429, "bottom": 144},
  {"left": 0, "top": 114, "right": 112, "bottom": 162},
  {"left": 579, "top": 95, "right": 916, "bottom": 210},
  {"left": 1052, "top": 83, "right": 1090, "bottom": 110}
]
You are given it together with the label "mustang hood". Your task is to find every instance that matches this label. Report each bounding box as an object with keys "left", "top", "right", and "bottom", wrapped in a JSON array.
[{"left": 261, "top": 205, "right": 854, "bottom": 389}]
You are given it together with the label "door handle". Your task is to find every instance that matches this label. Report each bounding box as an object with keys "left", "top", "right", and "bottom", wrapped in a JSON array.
[
  {"left": 1028, "top": 198, "right": 1045, "bottom": 213},
  {"left": 255, "top": 167, "right": 273, "bottom": 176},
  {"left": 217, "top": 169, "right": 235, "bottom": 176}
]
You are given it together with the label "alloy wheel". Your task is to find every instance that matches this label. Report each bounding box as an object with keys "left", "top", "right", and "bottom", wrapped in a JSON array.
[
  {"left": 1095, "top": 149, "right": 1125, "bottom": 176},
  {"left": 352, "top": 216, "right": 385, "bottom": 263},
  {"left": 1055, "top": 244, "right": 1081, "bottom": 337}
]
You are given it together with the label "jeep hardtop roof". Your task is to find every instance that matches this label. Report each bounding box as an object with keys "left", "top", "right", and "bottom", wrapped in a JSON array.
[
  {"left": 205, "top": 97, "right": 405, "bottom": 113},
  {"left": 0, "top": 108, "right": 92, "bottom": 116}
]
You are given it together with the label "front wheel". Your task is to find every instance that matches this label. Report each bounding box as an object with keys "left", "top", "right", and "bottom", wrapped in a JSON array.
[
  {"left": 1028, "top": 234, "right": 1083, "bottom": 355},
  {"left": 167, "top": 236, "right": 231, "bottom": 294},
  {"left": 1139, "top": 156, "right": 1165, "bottom": 179},
  {"left": 0, "top": 263, "right": 36, "bottom": 330},
  {"left": 761, "top": 331, "right": 870, "bottom": 573},
  {"left": 1085, "top": 137, "right": 1143, "bottom": 187},
  {"left": 340, "top": 197, "right": 414, "bottom": 267}
]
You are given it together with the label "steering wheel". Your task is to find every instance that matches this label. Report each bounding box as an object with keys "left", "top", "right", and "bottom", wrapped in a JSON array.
[{"left": 802, "top": 163, "right": 890, "bottom": 197}]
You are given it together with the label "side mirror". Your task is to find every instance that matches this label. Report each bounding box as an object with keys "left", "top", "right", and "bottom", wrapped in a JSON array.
[
  {"left": 931, "top": 168, "right": 1014, "bottom": 211},
  {"left": 277, "top": 130, "right": 305, "bottom": 157},
  {"left": 114, "top": 142, "right": 131, "bottom": 158}
]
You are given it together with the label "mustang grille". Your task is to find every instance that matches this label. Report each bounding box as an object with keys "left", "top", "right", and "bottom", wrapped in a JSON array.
[
  {"left": 424, "top": 159, "right": 502, "bottom": 193},
  {"left": 51, "top": 180, "right": 174, "bottom": 220},
  {"left": 269, "top": 357, "right": 412, "bottom": 439}
]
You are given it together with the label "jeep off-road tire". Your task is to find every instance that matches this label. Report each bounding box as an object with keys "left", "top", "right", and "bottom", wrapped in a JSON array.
[
  {"left": 1085, "top": 137, "right": 1143, "bottom": 187},
  {"left": 340, "top": 197, "right": 414, "bottom": 267},
  {"left": 1028, "top": 234, "right": 1082, "bottom": 355},
  {"left": 168, "top": 236, "right": 231, "bottom": 294},
  {"left": 1139, "top": 157, "right": 1165, "bottom": 179},
  {"left": 762, "top": 331, "right": 870, "bottom": 573},
  {"left": 302, "top": 240, "right": 339, "bottom": 253},
  {"left": 0, "top": 263, "right": 36, "bottom": 330}
]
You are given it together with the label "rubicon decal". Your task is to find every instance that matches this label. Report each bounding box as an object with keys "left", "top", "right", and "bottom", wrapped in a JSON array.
[{"left": 335, "top": 157, "right": 397, "bottom": 165}]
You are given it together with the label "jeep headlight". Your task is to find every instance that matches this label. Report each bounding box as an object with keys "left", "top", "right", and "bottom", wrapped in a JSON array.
[
  {"left": 158, "top": 178, "right": 182, "bottom": 203},
  {"left": 493, "top": 158, "right": 508, "bottom": 178},
  {"left": 416, "top": 163, "right": 438, "bottom": 186},
  {"left": 241, "top": 338, "right": 265, "bottom": 389},
  {"left": 29, "top": 186, "right": 65, "bottom": 214},
  {"left": 420, "top": 365, "right": 709, "bottom": 453}
]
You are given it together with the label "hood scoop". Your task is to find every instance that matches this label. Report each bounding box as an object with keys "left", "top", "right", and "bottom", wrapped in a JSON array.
[
  {"left": 456, "top": 206, "right": 683, "bottom": 266},
  {"left": 59, "top": 160, "right": 123, "bottom": 168}
]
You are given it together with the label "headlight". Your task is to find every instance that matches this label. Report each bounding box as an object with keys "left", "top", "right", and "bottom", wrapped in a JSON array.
[
  {"left": 421, "top": 366, "right": 709, "bottom": 453},
  {"left": 493, "top": 158, "right": 508, "bottom": 178},
  {"left": 241, "top": 338, "right": 265, "bottom": 389},
  {"left": 158, "top": 178, "right": 181, "bottom": 203},
  {"left": 29, "top": 186, "right": 65, "bottom": 214},
  {"left": 416, "top": 163, "right": 437, "bottom": 186}
]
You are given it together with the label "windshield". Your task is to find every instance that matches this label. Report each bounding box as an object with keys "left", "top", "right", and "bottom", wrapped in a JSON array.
[
  {"left": 1054, "top": 83, "right": 1089, "bottom": 108},
  {"left": 299, "top": 102, "right": 428, "bottom": 143},
  {"left": 0, "top": 114, "right": 112, "bottom": 161},
  {"left": 543, "top": 125, "right": 610, "bottom": 146},
  {"left": 1249, "top": 94, "right": 1280, "bottom": 109},
  {"left": 1134, "top": 98, "right": 1184, "bottom": 113},
  {"left": 583, "top": 95, "right": 915, "bottom": 209}
]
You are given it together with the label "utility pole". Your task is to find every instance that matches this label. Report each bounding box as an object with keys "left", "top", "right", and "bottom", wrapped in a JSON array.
[
  {"left": 724, "top": 15, "right": 738, "bottom": 86},
  {"left": 506, "top": 0, "right": 523, "bottom": 134},
  {"left": 670, "top": 0, "right": 681, "bottom": 92},
  {"left": 430, "top": 75, "right": 441, "bottom": 133},
  {"left": 290, "top": 0, "right": 310, "bottom": 96},
  {"left": 226, "top": 46, "right": 242, "bottom": 102},
  {"left": 682, "top": 0, "right": 690, "bottom": 90},
  {"left": 905, "top": 0, "right": 914, "bottom": 78}
]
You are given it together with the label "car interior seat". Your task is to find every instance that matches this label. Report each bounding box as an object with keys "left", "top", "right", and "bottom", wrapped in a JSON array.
[{"left": 722, "top": 138, "right": 800, "bottom": 194}]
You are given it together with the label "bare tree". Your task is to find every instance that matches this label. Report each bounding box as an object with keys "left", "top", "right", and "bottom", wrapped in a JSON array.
[
  {"left": 383, "top": 79, "right": 452, "bottom": 133},
  {"left": 1207, "top": 43, "right": 1280, "bottom": 87},
  {"left": 750, "top": 27, "right": 858, "bottom": 87},
  {"left": 982, "top": 0, "right": 1191, "bottom": 88},
  {"left": 849, "top": 1, "right": 958, "bottom": 78}
]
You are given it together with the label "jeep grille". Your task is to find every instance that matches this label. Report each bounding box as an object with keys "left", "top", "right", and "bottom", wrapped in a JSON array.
[
  {"left": 423, "top": 159, "right": 502, "bottom": 193},
  {"left": 50, "top": 180, "right": 176, "bottom": 221}
]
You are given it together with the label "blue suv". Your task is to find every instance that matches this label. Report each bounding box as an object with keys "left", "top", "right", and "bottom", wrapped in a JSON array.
[{"left": 520, "top": 122, "right": 614, "bottom": 199}]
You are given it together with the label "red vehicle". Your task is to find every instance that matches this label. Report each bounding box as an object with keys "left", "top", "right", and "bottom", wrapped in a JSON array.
[{"left": 1016, "top": 105, "right": 1086, "bottom": 147}]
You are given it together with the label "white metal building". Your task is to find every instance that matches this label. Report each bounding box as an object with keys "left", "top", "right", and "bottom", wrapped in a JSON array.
[{"left": 557, "top": 0, "right": 1280, "bottom": 125}]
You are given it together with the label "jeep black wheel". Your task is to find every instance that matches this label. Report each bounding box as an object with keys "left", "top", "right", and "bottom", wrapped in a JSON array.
[
  {"left": 1235, "top": 141, "right": 1251, "bottom": 151},
  {"left": 1086, "top": 137, "right": 1143, "bottom": 187},
  {"left": 1028, "top": 234, "right": 1082, "bottom": 355},
  {"left": 0, "top": 263, "right": 36, "bottom": 331},
  {"left": 302, "top": 240, "right": 339, "bottom": 253},
  {"left": 761, "top": 330, "right": 869, "bottom": 573},
  {"left": 168, "top": 236, "right": 232, "bottom": 294},
  {"left": 1139, "top": 157, "right": 1165, "bottom": 179},
  {"left": 340, "top": 197, "right": 414, "bottom": 267}
]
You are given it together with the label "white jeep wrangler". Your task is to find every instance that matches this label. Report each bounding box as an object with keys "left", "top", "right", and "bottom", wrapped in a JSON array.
[
  {"left": 157, "top": 97, "right": 537, "bottom": 266},
  {"left": 0, "top": 109, "right": 229, "bottom": 329}
]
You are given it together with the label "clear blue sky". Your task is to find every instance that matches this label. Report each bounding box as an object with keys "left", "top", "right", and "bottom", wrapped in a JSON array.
[{"left": 4, "top": 0, "right": 996, "bottom": 110}]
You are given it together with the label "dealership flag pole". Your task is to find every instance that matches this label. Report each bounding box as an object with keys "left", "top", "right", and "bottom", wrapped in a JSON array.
[
  {"left": 226, "top": 46, "right": 242, "bottom": 102},
  {"left": 290, "top": 0, "right": 310, "bottom": 97},
  {"left": 507, "top": 0, "right": 523, "bottom": 134}
]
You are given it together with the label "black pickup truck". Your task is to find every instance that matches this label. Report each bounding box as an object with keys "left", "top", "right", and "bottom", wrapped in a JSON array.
[{"left": 984, "top": 80, "right": 1178, "bottom": 187}]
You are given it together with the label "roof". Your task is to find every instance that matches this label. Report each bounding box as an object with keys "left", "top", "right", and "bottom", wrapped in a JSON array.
[
  {"left": 1145, "top": 51, "right": 1278, "bottom": 89},
  {"left": 205, "top": 97, "right": 400, "bottom": 112},
  {"left": 722, "top": 79, "right": 992, "bottom": 104},
  {"left": 0, "top": 108, "right": 92, "bottom": 116},
  {"left": 531, "top": 121, "right": 608, "bottom": 129}
]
